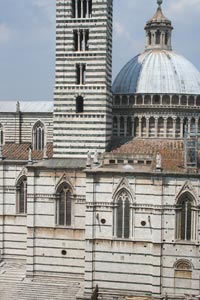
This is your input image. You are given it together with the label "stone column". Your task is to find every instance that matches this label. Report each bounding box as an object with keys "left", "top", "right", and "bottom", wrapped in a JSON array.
[
  {"left": 139, "top": 117, "right": 142, "bottom": 138},
  {"left": 173, "top": 117, "right": 176, "bottom": 138},
  {"left": 164, "top": 118, "right": 167, "bottom": 138},
  {"left": 155, "top": 118, "right": 158, "bottom": 138},
  {"left": 195, "top": 118, "right": 198, "bottom": 134},
  {"left": 77, "top": 30, "right": 81, "bottom": 51},
  {"left": 83, "top": 30, "right": 86, "bottom": 51},
  {"left": 180, "top": 118, "right": 184, "bottom": 138},
  {"left": 86, "top": 0, "right": 89, "bottom": 18},
  {"left": 81, "top": 0, "right": 83, "bottom": 18},
  {"left": 146, "top": 117, "right": 150, "bottom": 138},
  {"left": 80, "top": 64, "right": 83, "bottom": 85},
  {"left": 188, "top": 118, "right": 191, "bottom": 135},
  {"left": 75, "top": 0, "right": 78, "bottom": 18}
]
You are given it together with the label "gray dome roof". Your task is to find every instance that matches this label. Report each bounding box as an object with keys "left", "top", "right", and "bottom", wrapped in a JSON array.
[{"left": 112, "top": 49, "right": 200, "bottom": 95}]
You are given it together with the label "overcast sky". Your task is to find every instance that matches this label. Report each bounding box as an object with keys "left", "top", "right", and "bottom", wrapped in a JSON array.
[{"left": 0, "top": 0, "right": 199, "bottom": 101}]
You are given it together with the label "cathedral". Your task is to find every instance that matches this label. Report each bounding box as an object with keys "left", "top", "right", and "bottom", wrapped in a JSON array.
[{"left": 0, "top": 0, "right": 200, "bottom": 299}]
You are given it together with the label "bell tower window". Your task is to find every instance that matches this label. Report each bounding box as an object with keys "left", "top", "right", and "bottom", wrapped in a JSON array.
[
  {"left": 74, "top": 30, "right": 89, "bottom": 51},
  {"left": 72, "top": 0, "right": 92, "bottom": 19}
]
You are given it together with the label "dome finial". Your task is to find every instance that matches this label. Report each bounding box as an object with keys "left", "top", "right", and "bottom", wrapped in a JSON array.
[{"left": 157, "top": 0, "right": 163, "bottom": 7}]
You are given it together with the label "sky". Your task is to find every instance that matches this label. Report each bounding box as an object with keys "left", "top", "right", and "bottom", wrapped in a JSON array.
[{"left": 0, "top": 0, "right": 199, "bottom": 101}]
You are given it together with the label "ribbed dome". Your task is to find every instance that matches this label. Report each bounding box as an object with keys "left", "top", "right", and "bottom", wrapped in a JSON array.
[{"left": 112, "top": 49, "right": 200, "bottom": 95}]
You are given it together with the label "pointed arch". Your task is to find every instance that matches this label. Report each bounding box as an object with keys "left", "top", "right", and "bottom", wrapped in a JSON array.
[{"left": 32, "top": 120, "right": 45, "bottom": 150}]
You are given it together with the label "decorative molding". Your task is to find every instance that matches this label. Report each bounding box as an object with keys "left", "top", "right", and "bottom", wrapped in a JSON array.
[
  {"left": 113, "top": 177, "right": 135, "bottom": 201},
  {"left": 175, "top": 181, "right": 198, "bottom": 204},
  {"left": 15, "top": 167, "right": 28, "bottom": 185},
  {"left": 55, "top": 173, "right": 76, "bottom": 194}
]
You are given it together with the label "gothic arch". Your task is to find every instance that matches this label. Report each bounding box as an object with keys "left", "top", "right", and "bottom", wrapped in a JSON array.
[
  {"left": 55, "top": 173, "right": 76, "bottom": 195},
  {"left": 113, "top": 177, "right": 135, "bottom": 203}
]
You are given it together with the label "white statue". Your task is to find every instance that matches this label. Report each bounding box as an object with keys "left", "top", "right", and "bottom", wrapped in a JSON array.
[
  {"left": 93, "top": 149, "right": 99, "bottom": 165},
  {"left": 156, "top": 152, "right": 162, "bottom": 169},
  {"left": 28, "top": 147, "right": 32, "bottom": 162},
  {"left": 86, "top": 151, "right": 91, "bottom": 168}
]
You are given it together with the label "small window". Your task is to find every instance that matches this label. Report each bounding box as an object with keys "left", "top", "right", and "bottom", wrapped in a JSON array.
[
  {"left": 76, "top": 96, "right": 84, "bottom": 113},
  {"left": 33, "top": 121, "right": 45, "bottom": 150},
  {"left": 56, "top": 184, "right": 72, "bottom": 226},
  {"left": 16, "top": 177, "right": 27, "bottom": 214}
]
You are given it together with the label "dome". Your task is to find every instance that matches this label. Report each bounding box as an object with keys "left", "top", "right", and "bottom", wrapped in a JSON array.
[{"left": 112, "top": 49, "right": 200, "bottom": 95}]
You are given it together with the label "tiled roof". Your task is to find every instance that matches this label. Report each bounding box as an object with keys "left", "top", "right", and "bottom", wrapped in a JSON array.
[
  {"left": 2, "top": 143, "right": 53, "bottom": 161},
  {"left": 110, "top": 139, "right": 187, "bottom": 173}
]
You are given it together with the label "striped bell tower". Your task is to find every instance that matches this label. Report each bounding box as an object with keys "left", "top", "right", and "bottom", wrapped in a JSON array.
[{"left": 53, "top": 0, "right": 113, "bottom": 158}]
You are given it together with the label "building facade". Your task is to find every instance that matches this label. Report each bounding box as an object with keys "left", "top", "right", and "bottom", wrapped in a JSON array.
[{"left": 0, "top": 1, "right": 200, "bottom": 299}]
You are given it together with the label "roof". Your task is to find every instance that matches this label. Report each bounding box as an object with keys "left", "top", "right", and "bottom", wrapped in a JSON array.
[
  {"left": 0, "top": 101, "right": 53, "bottom": 113},
  {"left": 112, "top": 49, "right": 200, "bottom": 95},
  {"left": 109, "top": 138, "right": 186, "bottom": 173},
  {"left": 146, "top": 6, "right": 171, "bottom": 25},
  {"left": 2, "top": 143, "right": 53, "bottom": 161}
]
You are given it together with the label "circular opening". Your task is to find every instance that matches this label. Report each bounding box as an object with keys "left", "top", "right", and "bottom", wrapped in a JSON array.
[
  {"left": 101, "top": 219, "right": 106, "bottom": 224},
  {"left": 141, "top": 221, "right": 146, "bottom": 226},
  {"left": 61, "top": 250, "right": 67, "bottom": 256}
]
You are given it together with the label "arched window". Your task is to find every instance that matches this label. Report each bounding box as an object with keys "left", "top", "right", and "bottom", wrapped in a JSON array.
[
  {"left": 56, "top": 183, "right": 72, "bottom": 226},
  {"left": 174, "top": 260, "right": 193, "bottom": 293},
  {"left": 0, "top": 124, "right": 4, "bottom": 145},
  {"left": 76, "top": 96, "right": 84, "bottom": 113},
  {"left": 33, "top": 121, "right": 45, "bottom": 150},
  {"left": 116, "top": 190, "right": 130, "bottom": 239},
  {"left": 176, "top": 193, "right": 197, "bottom": 241},
  {"left": 16, "top": 177, "right": 27, "bottom": 214}
]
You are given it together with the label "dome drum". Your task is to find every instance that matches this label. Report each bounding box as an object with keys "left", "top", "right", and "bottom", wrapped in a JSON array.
[{"left": 113, "top": 94, "right": 200, "bottom": 108}]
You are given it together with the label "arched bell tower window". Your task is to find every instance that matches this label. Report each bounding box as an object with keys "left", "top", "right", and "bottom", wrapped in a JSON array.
[
  {"left": 176, "top": 192, "right": 197, "bottom": 241},
  {"left": 56, "top": 183, "right": 73, "bottom": 226},
  {"left": 76, "top": 96, "right": 84, "bottom": 113},
  {"left": 115, "top": 190, "right": 130, "bottom": 239},
  {"left": 33, "top": 121, "right": 45, "bottom": 150},
  {"left": 16, "top": 176, "right": 27, "bottom": 214}
]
